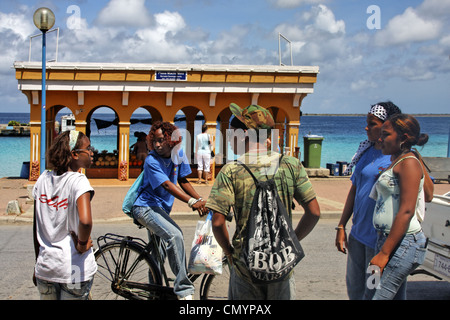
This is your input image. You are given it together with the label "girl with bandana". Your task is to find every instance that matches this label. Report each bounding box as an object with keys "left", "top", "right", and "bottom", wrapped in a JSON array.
[
  {"left": 335, "top": 102, "right": 402, "bottom": 300},
  {"left": 33, "top": 130, "right": 97, "bottom": 299}
]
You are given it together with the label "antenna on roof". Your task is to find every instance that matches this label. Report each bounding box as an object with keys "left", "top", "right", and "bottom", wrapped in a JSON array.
[
  {"left": 29, "top": 27, "right": 59, "bottom": 62},
  {"left": 278, "top": 33, "right": 293, "bottom": 66}
]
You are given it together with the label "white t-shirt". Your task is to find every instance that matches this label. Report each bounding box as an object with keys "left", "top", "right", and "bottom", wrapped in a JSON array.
[
  {"left": 33, "top": 170, "right": 97, "bottom": 283},
  {"left": 196, "top": 133, "right": 211, "bottom": 155}
]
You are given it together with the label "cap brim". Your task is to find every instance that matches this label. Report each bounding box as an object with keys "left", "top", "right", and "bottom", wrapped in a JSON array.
[{"left": 229, "top": 103, "right": 247, "bottom": 125}]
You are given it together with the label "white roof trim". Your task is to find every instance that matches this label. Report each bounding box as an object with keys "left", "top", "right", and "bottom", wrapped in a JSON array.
[
  {"left": 14, "top": 61, "right": 319, "bottom": 74},
  {"left": 18, "top": 80, "right": 315, "bottom": 94}
]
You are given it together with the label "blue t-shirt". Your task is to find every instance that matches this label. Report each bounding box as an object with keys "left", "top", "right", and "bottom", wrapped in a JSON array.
[
  {"left": 134, "top": 149, "right": 192, "bottom": 213},
  {"left": 350, "top": 146, "right": 391, "bottom": 249}
]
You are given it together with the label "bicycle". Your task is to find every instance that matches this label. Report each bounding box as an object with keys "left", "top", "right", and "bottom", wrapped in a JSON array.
[{"left": 90, "top": 225, "right": 230, "bottom": 300}]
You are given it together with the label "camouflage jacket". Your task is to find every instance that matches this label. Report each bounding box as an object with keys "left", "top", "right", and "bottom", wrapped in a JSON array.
[{"left": 206, "top": 151, "right": 316, "bottom": 280}]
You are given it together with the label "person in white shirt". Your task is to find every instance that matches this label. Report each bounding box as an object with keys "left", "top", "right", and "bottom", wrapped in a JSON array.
[
  {"left": 33, "top": 130, "right": 97, "bottom": 300},
  {"left": 195, "top": 124, "right": 212, "bottom": 184}
]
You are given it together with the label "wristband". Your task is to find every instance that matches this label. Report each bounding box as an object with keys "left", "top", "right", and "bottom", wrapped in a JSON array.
[
  {"left": 188, "top": 198, "right": 197, "bottom": 208},
  {"left": 188, "top": 197, "right": 203, "bottom": 208},
  {"left": 335, "top": 226, "right": 345, "bottom": 231},
  {"left": 78, "top": 239, "right": 88, "bottom": 246}
]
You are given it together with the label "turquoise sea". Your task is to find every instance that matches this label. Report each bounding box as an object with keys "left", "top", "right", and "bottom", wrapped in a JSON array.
[{"left": 1, "top": 112, "right": 449, "bottom": 178}]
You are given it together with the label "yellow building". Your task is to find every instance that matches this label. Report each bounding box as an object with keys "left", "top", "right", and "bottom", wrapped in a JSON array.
[{"left": 14, "top": 61, "right": 319, "bottom": 180}]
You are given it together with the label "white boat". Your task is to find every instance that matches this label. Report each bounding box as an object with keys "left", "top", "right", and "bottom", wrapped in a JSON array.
[
  {"left": 416, "top": 192, "right": 450, "bottom": 282},
  {"left": 61, "top": 114, "right": 75, "bottom": 132}
]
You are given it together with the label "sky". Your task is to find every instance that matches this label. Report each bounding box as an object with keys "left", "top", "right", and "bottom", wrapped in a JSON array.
[{"left": 0, "top": 0, "right": 449, "bottom": 114}]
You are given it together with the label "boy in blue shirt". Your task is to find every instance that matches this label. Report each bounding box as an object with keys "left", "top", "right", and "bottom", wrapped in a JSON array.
[{"left": 132, "top": 121, "right": 207, "bottom": 300}]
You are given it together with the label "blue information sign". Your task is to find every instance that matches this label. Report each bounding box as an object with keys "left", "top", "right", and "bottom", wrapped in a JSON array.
[{"left": 155, "top": 71, "right": 187, "bottom": 81}]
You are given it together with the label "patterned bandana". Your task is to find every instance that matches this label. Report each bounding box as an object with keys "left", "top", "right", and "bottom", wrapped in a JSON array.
[
  {"left": 369, "top": 104, "right": 388, "bottom": 121},
  {"left": 69, "top": 130, "right": 80, "bottom": 150},
  {"left": 344, "top": 139, "right": 374, "bottom": 175},
  {"left": 229, "top": 103, "right": 275, "bottom": 130}
]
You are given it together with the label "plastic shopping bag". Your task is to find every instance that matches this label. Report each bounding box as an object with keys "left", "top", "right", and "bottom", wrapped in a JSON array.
[{"left": 188, "top": 212, "right": 223, "bottom": 275}]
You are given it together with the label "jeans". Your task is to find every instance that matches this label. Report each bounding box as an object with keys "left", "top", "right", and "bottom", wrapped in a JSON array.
[
  {"left": 132, "top": 206, "right": 195, "bottom": 298},
  {"left": 228, "top": 265, "right": 296, "bottom": 300},
  {"left": 346, "top": 235, "right": 376, "bottom": 300},
  {"left": 373, "top": 231, "right": 427, "bottom": 300},
  {"left": 36, "top": 277, "right": 93, "bottom": 300}
]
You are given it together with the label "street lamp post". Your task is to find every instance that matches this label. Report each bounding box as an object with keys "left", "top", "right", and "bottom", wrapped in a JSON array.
[{"left": 33, "top": 7, "right": 55, "bottom": 174}]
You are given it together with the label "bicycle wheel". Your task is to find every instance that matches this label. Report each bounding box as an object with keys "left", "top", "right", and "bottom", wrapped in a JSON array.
[
  {"left": 92, "top": 241, "right": 162, "bottom": 300},
  {"left": 200, "top": 258, "right": 230, "bottom": 300}
]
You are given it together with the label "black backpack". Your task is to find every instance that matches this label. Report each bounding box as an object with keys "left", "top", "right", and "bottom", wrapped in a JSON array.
[{"left": 237, "top": 156, "right": 305, "bottom": 283}]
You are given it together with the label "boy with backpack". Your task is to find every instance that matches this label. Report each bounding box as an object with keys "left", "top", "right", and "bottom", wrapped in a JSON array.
[{"left": 206, "top": 103, "right": 321, "bottom": 300}]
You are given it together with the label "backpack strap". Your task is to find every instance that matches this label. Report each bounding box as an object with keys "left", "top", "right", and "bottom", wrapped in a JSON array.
[{"left": 232, "top": 155, "right": 284, "bottom": 240}]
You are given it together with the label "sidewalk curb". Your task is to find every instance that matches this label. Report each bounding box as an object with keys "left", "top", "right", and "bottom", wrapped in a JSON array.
[{"left": 0, "top": 210, "right": 342, "bottom": 224}]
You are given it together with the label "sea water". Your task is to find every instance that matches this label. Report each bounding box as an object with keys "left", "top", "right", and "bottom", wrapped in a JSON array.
[{"left": 1, "top": 112, "right": 448, "bottom": 178}]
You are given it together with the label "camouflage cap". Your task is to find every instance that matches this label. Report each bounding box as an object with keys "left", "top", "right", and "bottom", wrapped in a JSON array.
[{"left": 229, "top": 103, "right": 275, "bottom": 130}]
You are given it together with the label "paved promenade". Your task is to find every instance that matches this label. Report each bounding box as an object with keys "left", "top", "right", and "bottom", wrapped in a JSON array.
[{"left": 1, "top": 175, "right": 449, "bottom": 224}]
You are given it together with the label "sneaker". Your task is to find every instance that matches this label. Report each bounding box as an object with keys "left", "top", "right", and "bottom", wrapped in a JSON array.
[{"left": 178, "top": 294, "right": 193, "bottom": 300}]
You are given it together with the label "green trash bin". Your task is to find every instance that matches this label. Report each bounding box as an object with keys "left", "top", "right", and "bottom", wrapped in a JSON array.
[{"left": 303, "top": 135, "right": 324, "bottom": 168}]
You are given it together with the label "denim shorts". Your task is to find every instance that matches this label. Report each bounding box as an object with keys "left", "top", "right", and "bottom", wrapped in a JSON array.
[
  {"left": 373, "top": 231, "right": 427, "bottom": 300},
  {"left": 36, "top": 277, "right": 93, "bottom": 300}
]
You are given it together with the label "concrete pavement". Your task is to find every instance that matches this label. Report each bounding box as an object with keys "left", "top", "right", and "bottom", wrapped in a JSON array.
[{"left": 1, "top": 175, "right": 449, "bottom": 224}]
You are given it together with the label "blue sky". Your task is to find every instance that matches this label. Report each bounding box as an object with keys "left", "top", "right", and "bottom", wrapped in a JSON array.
[{"left": 1, "top": 0, "right": 449, "bottom": 114}]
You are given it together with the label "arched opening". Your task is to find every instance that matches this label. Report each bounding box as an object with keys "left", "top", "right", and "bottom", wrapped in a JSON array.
[
  {"left": 128, "top": 106, "right": 159, "bottom": 174},
  {"left": 85, "top": 106, "right": 119, "bottom": 178},
  {"left": 53, "top": 106, "right": 75, "bottom": 135}
]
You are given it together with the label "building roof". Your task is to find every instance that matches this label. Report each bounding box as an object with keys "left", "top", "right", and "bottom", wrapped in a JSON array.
[{"left": 14, "top": 61, "right": 319, "bottom": 74}]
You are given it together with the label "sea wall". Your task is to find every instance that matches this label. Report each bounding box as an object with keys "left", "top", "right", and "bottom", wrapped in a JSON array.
[{"left": 0, "top": 124, "right": 30, "bottom": 136}]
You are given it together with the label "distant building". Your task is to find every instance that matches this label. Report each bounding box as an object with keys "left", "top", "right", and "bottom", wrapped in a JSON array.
[{"left": 14, "top": 61, "right": 319, "bottom": 180}]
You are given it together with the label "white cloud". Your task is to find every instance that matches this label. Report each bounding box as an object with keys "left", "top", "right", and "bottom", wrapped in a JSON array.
[
  {"left": 130, "top": 12, "right": 191, "bottom": 62},
  {"left": 274, "top": 4, "right": 349, "bottom": 69},
  {"left": 374, "top": 7, "right": 442, "bottom": 46},
  {"left": 440, "top": 34, "right": 450, "bottom": 47},
  {"left": 418, "top": 0, "right": 450, "bottom": 18},
  {"left": 387, "top": 64, "right": 436, "bottom": 81},
  {"left": 270, "top": 0, "right": 324, "bottom": 9},
  {"left": 153, "top": 10, "right": 186, "bottom": 34},
  {"left": 312, "top": 4, "right": 345, "bottom": 34},
  {"left": 97, "top": 0, "right": 152, "bottom": 27},
  {"left": 0, "top": 10, "right": 35, "bottom": 75},
  {"left": 350, "top": 79, "right": 378, "bottom": 91},
  {"left": 0, "top": 11, "right": 35, "bottom": 40}
]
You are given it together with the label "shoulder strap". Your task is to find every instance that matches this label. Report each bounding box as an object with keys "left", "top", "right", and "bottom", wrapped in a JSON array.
[
  {"left": 392, "top": 155, "right": 420, "bottom": 169},
  {"left": 392, "top": 155, "right": 424, "bottom": 179}
]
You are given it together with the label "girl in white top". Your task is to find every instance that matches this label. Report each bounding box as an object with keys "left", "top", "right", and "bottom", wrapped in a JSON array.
[
  {"left": 369, "top": 114, "right": 429, "bottom": 300},
  {"left": 33, "top": 130, "right": 97, "bottom": 300}
]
